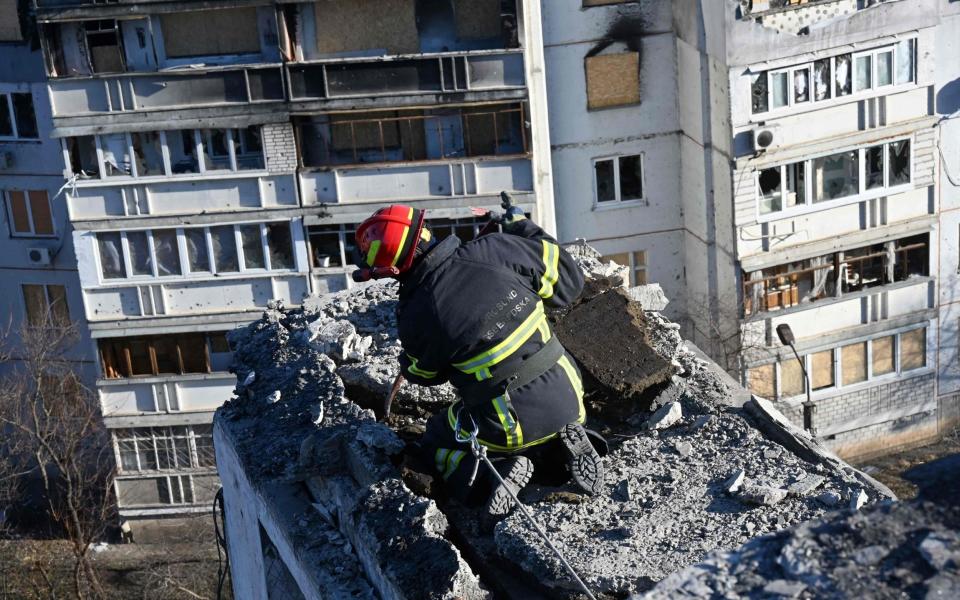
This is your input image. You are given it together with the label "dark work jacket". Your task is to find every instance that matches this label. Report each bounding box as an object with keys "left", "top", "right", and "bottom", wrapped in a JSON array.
[{"left": 397, "top": 219, "right": 585, "bottom": 451}]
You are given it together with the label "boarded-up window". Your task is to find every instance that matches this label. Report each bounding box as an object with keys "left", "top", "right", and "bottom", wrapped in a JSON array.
[
  {"left": 779, "top": 358, "right": 804, "bottom": 397},
  {"left": 901, "top": 328, "right": 925, "bottom": 371},
  {"left": 453, "top": 0, "right": 500, "bottom": 40},
  {"left": 0, "top": 0, "right": 22, "bottom": 42},
  {"left": 810, "top": 350, "right": 834, "bottom": 390},
  {"left": 748, "top": 364, "right": 775, "bottom": 399},
  {"left": 841, "top": 342, "right": 867, "bottom": 386},
  {"left": 6, "top": 190, "right": 54, "bottom": 236},
  {"left": 872, "top": 335, "right": 895, "bottom": 376},
  {"left": 161, "top": 8, "right": 261, "bottom": 58},
  {"left": 585, "top": 52, "right": 640, "bottom": 110},
  {"left": 314, "top": 0, "right": 419, "bottom": 56}
]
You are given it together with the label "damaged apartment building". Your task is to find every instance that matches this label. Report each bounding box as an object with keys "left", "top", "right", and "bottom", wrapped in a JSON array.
[
  {"left": 26, "top": 0, "right": 552, "bottom": 540},
  {"left": 5, "top": 0, "right": 960, "bottom": 540},
  {"left": 542, "top": 0, "right": 960, "bottom": 460}
]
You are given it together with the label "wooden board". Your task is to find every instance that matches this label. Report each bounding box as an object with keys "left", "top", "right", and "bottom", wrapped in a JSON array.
[
  {"left": 314, "top": 0, "right": 419, "bottom": 56},
  {"left": 161, "top": 8, "right": 261, "bottom": 58},
  {"left": 585, "top": 52, "right": 640, "bottom": 110},
  {"left": 453, "top": 0, "right": 501, "bottom": 40}
]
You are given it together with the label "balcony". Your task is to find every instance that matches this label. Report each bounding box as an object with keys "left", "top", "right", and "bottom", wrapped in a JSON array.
[
  {"left": 48, "top": 65, "right": 284, "bottom": 119},
  {"left": 100, "top": 374, "right": 236, "bottom": 420},
  {"left": 287, "top": 50, "right": 525, "bottom": 105}
]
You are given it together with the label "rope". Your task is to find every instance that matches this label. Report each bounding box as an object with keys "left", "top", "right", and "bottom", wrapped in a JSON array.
[
  {"left": 213, "top": 487, "right": 231, "bottom": 600},
  {"left": 455, "top": 411, "right": 597, "bottom": 600}
]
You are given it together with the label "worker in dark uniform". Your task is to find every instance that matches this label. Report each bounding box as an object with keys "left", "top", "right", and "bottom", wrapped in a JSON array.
[{"left": 352, "top": 197, "right": 603, "bottom": 521}]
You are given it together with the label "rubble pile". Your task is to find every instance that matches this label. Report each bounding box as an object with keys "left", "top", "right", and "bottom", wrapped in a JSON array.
[
  {"left": 217, "top": 245, "right": 902, "bottom": 598},
  {"left": 645, "top": 500, "right": 960, "bottom": 599}
]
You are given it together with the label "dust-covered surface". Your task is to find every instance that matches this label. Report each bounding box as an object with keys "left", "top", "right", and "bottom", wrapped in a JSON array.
[
  {"left": 644, "top": 500, "right": 960, "bottom": 599},
  {"left": 216, "top": 245, "right": 907, "bottom": 599}
]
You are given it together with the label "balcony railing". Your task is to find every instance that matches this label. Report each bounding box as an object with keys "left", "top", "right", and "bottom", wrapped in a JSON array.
[
  {"left": 49, "top": 65, "right": 284, "bottom": 117},
  {"left": 287, "top": 49, "right": 525, "bottom": 101}
]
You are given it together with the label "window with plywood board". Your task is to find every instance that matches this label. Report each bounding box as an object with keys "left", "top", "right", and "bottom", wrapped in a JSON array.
[
  {"left": 160, "top": 8, "right": 261, "bottom": 58},
  {"left": 314, "top": 0, "right": 419, "bottom": 56},
  {"left": 5, "top": 190, "right": 54, "bottom": 237},
  {"left": 585, "top": 52, "right": 640, "bottom": 110},
  {"left": 452, "top": 0, "right": 501, "bottom": 41}
]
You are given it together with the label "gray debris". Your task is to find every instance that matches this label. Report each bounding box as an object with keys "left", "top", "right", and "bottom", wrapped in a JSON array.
[
  {"left": 850, "top": 488, "right": 868, "bottom": 510},
  {"left": 739, "top": 484, "right": 788, "bottom": 507},
  {"left": 816, "top": 491, "right": 842, "bottom": 507},
  {"left": 267, "top": 390, "right": 281, "bottom": 404},
  {"left": 613, "top": 479, "right": 634, "bottom": 502},
  {"left": 675, "top": 441, "right": 693, "bottom": 458},
  {"left": 308, "top": 319, "right": 373, "bottom": 362},
  {"left": 787, "top": 474, "right": 825, "bottom": 497},
  {"left": 646, "top": 401, "right": 682, "bottom": 430},
  {"left": 762, "top": 579, "right": 807, "bottom": 597},
  {"left": 688, "top": 414, "right": 712, "bottom": 433},
  {"left": 724, "top": 469, "right": 746, "bottom": 494},
  {"left": 919, "top": 532, "right": 960, "bottom": 571},
  {"left": 626, "top": 283, "right": 669, "bottom": 311}
]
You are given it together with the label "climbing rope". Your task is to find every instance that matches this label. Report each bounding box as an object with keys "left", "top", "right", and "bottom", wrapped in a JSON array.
[{"left": 455, "top": 411, "right": 598, "bottom": 600}]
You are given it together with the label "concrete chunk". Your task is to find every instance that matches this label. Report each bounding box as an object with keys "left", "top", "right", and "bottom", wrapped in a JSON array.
[
  {"left": 626, "top": 283, "right": 670, "bottom": 311},
  {"left": 816, "top": 491, "right": 842, "bottom": 507},
  {"left": 647, "top": 401, "right": 683, "bottom": 430},
  {"left": 739, "top": 484, "right": 788, "bottom": 506},
  {"left": 850, "top": 489, "right": 868, "bottom": 511},
  {"left": 724, "top": 469, "right": 746, "bottom": 494},
  {"left": 787, "top": 474, "right": 825, "bottom": 497},
  {"left": 919, "top": 532, "right": 960, "bottom": 571}
]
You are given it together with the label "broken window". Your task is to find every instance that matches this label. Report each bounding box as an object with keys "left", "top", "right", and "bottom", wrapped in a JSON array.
[
  {"left": 211, "top": 226, "right": 239, "bottom": 273},
  {"left": 841, "top": 244, "right": 887, "bottom": 293},
  {"left": 872, "top": 335, "right": 895, "bottom": 376},
  {"left": 841, "top": 342, "right": 867, "bottom": 386},
  {"left": 895, "top": 39, "right": 915, "bottom": 85},
  {"left": 153, "top": 337, "right": 179, "bottom": 374},
  {"left": 194, "top": 426, "right": 216, "bottom": 468},
  {"left": 888, "top": 139, "right": 910, "bottom": 186},
  {"left": 128, "top": 340, "right": 153, "bottom": 376},
  {"left": 810, "top": 349, "right": 834, "bottom": 391},
  {"left": 743, "top": 256, "right": 834, "bottom": 316},
  {"left": 5, "top": 190, "right": 54, "bottom": 236},
  {"left": 758, "top": 167, "right": 782, "bottom": 214},
  {"left": 101, "top": 133, "right": 132, "bottom": 177},
  {"left": 208, "top": 334, "right": 233, "bottom": 372},
  {"left": 85, "top": 20, "right": 125, "bottom": 74},
  {"left": 153, "top": 229, "right": 181, "bottom": 276},
  {"left": 793, "top": 67, "right": 809, "bottom": 103},
  {"left": 585, "top": 52, "right": 640, "bottom": 110},
  {"left": 747, "top": 363, "right": 775, "bottom": 399},
  {"left": 127, "top": 231, "right": 152, "bottom": 276},
  {"left": 893, "top": 234, "right": 928, "bottom": 280},
  {"left": 200, "top": 129, "right": 231, "bottom": 172},
  {"left": 168, "top": 130, "right": 199, "bottom": 174},
  {"left": 750, "top": 71, "right": 768, "bottom": 114},
  {"left": 8, "top": 93, "right": 38, "bottom": 139},
  {"left": 233, "top": 127, "right": 264, "bottom": 170},
  {"left": 835, "top": 54, "right": 852, "bottom": 96},
  {"left": 179, "top": 335, "right": 210, "bottom": 373},
  {"left": 900, "top": 328, "right": 925, "bottom": 371},
  {"left": 865, "top": 145, "right": 884, "bottom": 190},
  {"left": 813, "top": 59, "right": 831, "bottom": 101},
  {"left": 97, "top": 232, "right": 126, "bottom": 279},
  {"left": 812, "top": 150, "right": 858, "bottom": 202},
  {"left": 770, "top": 71, "right": 788, "bottom": 109},
  {"left": 779, "top": 358, "right": 804, "bottom": 397},
  {"left": 160, "top": 8, "right": 261, "bottom": 59},
  {"left": 308, "top": 226, "right": 344, "bottom": 268},
  {"left": 22, "top": 284, "right": 70, "bottom": 327},
  {"left": 266, "top": 223, "right": 294, "bottom": 270},
  {"left": 98, "top": 334, "right": 219, "bottom": 379},
  {"left": 594, "top": 154, "right": 644, "bottom": 205},
  {"left": 132, "top": 132, "right": 164, "bottom": 176},
  {"left": 68, "top": 136, "right": 100, "bottom": 179},
  {"left": 185, "top": 228, "right": 211, "bottom": 273},
  {"left": 239, "top": 224, "right": 265, "bottom": 269}
]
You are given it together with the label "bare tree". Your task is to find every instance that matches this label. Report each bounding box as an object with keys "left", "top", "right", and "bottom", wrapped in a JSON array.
[{"left": 0, "top": 318, "right": 116, "bottom": 599}]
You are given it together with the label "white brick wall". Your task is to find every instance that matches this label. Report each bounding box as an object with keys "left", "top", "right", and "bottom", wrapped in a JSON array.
[{"left": 262, "top": 123, "right": 298, "bottom": 174}]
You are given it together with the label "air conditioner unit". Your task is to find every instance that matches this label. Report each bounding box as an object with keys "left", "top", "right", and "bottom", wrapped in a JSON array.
[
  {"left": 751, "top": 125, "right": 780, "bottom": 153},
  {"left": 27, "top": 247, "right": 52, "bottom": 266}
]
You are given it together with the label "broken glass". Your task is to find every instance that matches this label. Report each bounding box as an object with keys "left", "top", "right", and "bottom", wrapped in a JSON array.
[
  {"left": 895, "top": 39, "right": 915, "bottom": 85},
  {"left": 618, "top": 155, "right": 643, "bottom": 201},
  {"left": 239, "top": 224, "right": 265, "bottom": 269},
  {"left": 97, "top": 232, "right": 126, "bottom": 279},
  {"left": 68, "top": 136, "right": 100, "bottom": 179},
  {"left": 185, "top": 228, "right": 211, "bottom": 273},
  {"left": 266, "top": 223, "right": 294, "bottom": 270},
  {"left": 865, "top": 145, "right": 884, "bottom": 190},
  {"left": 793, "top": 68, "right": 809, "bottom": 103},
  {"left": 813, "top": 150, "right": 859, "bottom": 202},
  {"left": 876, "top": 50, "right": 893, "bottom": 87},
  {"left": 132, "top": 132, "right": 164, "bottom": 176},
  {"left": 770, "top": 71, "right": 788, "bottom": 108},
  {"left": 127, "top": 231, "right": 152, "bottom": 276},
  {"left": 758, "top": 166, "right": 782, "bottom": 214},
  {"left": 855, "top": 55, "right": 872, "bottom": 91},
  {"left": 102, "top": 133, "right": 132, "bottom": 177},
  {"left": 211, "top": 226, "right": 239, "bottom": 273},
  {"left": 234, "top": 126, "right": 265, "bottom": 170},
  {"left": 11, "top": 93, "right": 38, "bottom": 138},
  {"left": 201, "top": 129, "right": 231, "bottom": 171},
  {"left": 813, "top": 59, "right": 831, "bottom": 101},
  {"left": 595, "top": 159, "right": 615, "bottom": 203},
  {"left": 153, "top": 229, "right": 182, "bottom": 276},
  {"left": 751, "top": 71, "right": 768, "bottom": 114},
  {"left": 888, "top": 139, "right": 910, "bottom": 186},
  {"left": 785, "top": 162, "right": 805, "bottom": 208},
  {"left": 168, "top": 130, "right": 199, "bottom": 174},
  {"left": 835, "top": 54, "right": 852, "bottom": 96},
  {"left": 309, "top": 226, "right": 343, "bottom": 268}
]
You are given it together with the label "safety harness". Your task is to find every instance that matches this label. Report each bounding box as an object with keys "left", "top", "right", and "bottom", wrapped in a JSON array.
[{"left": 456, "top": 336, "right": 565, "bottom": 410}]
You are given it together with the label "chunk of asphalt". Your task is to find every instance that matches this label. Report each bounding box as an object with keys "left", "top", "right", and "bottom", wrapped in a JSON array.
[
  {"left": 787, "top": 474, "right": 826, "bottom": 497},
  {"left": 739, "top": 484, "right": 788, "bottom": 507},
  {"left": 647, "top": 401, "right": 683, "bottom": 430},
  {"left": 724, "top": 469, "right": 746, "bottom": 494}
]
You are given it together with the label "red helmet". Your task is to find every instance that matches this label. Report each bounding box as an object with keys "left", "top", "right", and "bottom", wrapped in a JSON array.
[{"left": 353, "top": 205, "right": 426, "bottom": 281}]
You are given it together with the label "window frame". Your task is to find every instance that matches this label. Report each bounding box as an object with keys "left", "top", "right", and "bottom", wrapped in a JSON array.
[
  {"left": 750, "top": 38, "right": 916, "bottom": 117},
  {"left": 0, "top": 92, "right": 40, "bottom": 141},
  {"left": 746, "top": 325, "right": 927, "bottom": 401},
  {"left": 113, "top": 426, "right": 217, "bottom": 475},
  {"left": 21, "top": 283, "right": 71, "bottom": 328},
  {"left": 592, "top": 153, "right": 646, "bottom": 209},
  {"left": 4, "top": 189, "right": 56, "bottom": 237},
  {"left": 754, "top": 137, "right": 913, "bottom": 222}
]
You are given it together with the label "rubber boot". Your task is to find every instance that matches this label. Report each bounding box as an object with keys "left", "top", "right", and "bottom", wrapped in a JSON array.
[
  {"left": 559, "top": 422, "right": 604, "bottom": 495},
  {"left": 482, "top": 455, "right": 534, "bottom": 526}
]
